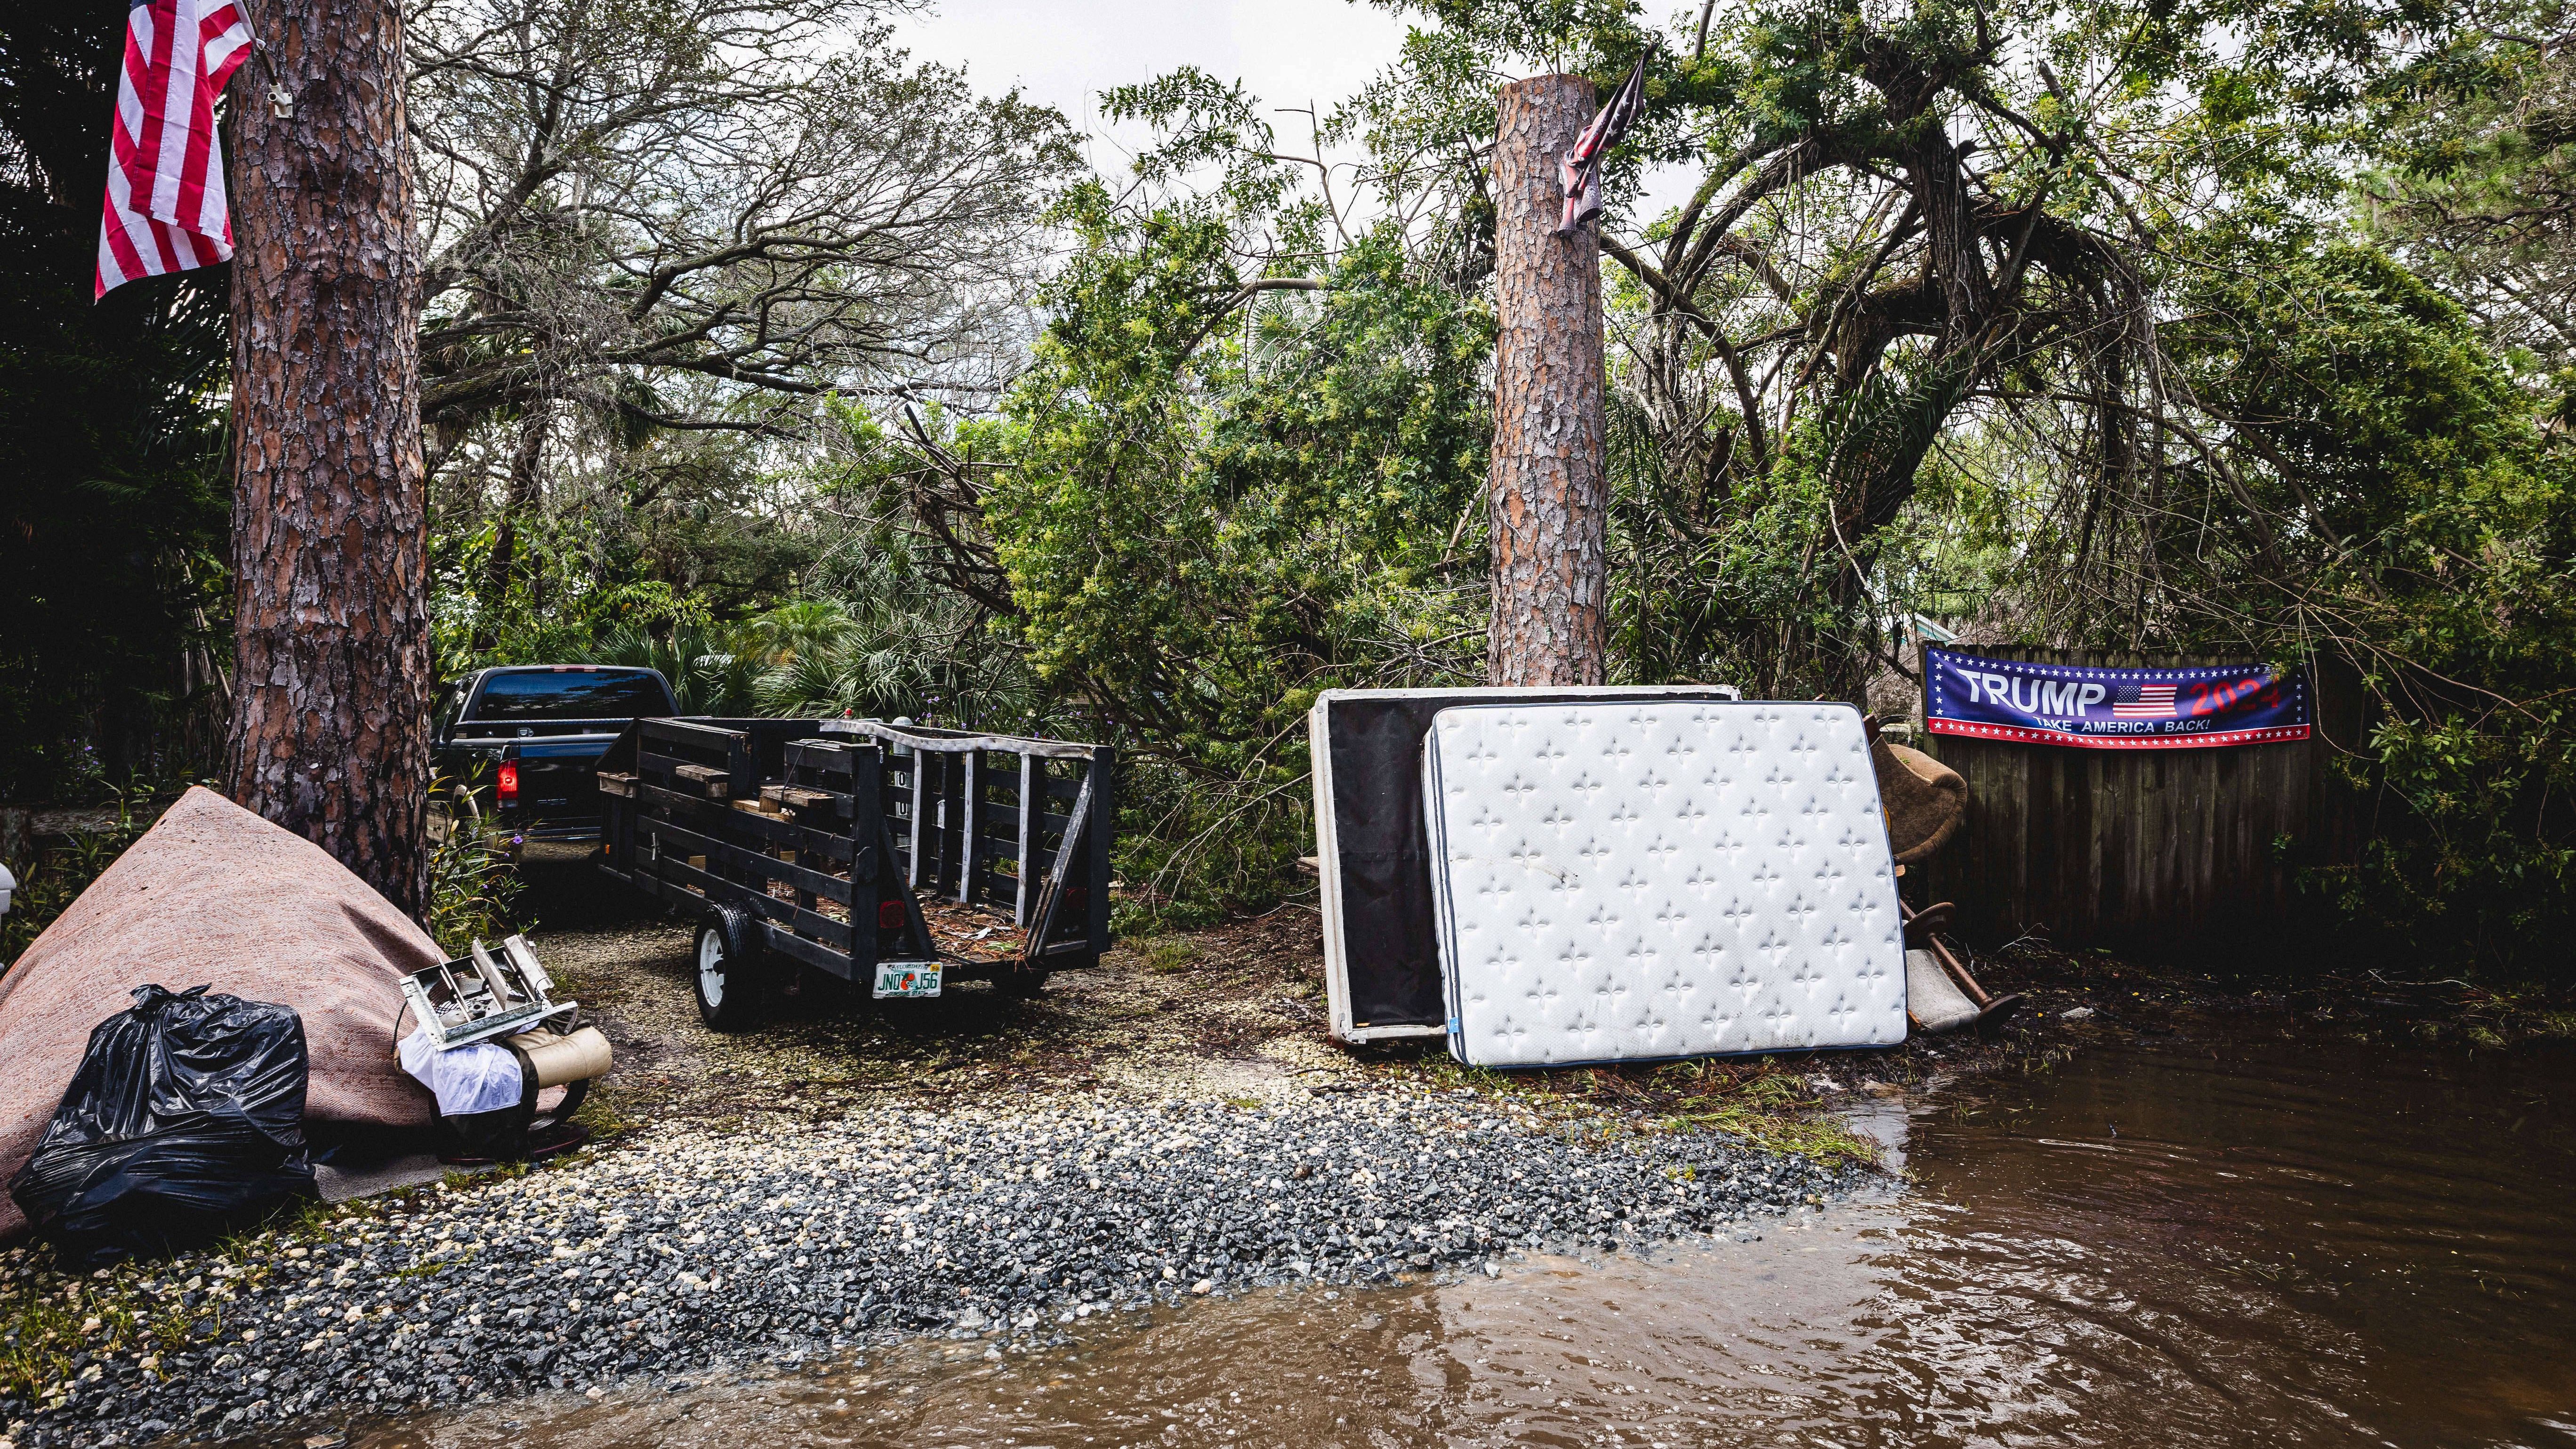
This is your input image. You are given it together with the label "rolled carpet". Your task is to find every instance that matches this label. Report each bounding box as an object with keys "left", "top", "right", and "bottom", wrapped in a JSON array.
[{"left": 0, "top": 787, "right": 436, "bottom": 1241}]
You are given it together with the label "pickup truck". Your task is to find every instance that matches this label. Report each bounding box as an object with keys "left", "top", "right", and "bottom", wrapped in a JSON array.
[{"left": 433, "top": 665, "right": 680, "bottom": 841}]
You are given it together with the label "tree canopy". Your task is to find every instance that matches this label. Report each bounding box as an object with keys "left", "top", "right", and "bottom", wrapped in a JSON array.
[{"left": 8, "top": 0, "right": 2576, "bottom": 967}]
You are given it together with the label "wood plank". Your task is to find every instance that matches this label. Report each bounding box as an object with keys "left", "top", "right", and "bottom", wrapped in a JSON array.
[
  {"left": 958, "top": 749, "right": 985, "bottom": 907},
  {"left": 782, "top": 741, "right": 856, "bottom": 781},
  {"left": 635, "top": 781, "right": 854, "bottom": 862},
  {"left": 649, "top": 853, "right": 853, "bottom": 948},
  {"left": 643, "top": 813, "right": 857, "bottom": 905},
  {"left": 1014, "top": 754, "right": 1038, "bottom": 927},
  {"left": 760, "top": 924, "right": 855, "bottom": 979},
  {"left": 672, "top": 763, "right": 730, "bottom": 799}
]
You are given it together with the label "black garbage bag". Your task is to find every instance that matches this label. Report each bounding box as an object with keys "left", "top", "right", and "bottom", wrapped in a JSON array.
[{"left": 8, "top": 984, "right": 318, "bottom": 1268}]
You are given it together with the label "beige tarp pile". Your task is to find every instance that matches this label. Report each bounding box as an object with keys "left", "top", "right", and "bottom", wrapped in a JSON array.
[{"left": 0, "top": 787, "right": 435, "bottom": 1241}]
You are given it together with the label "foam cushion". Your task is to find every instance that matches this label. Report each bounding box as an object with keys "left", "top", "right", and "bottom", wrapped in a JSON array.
[{"left": 1874, "top": 738, "right": 1966, "bottom": 865}]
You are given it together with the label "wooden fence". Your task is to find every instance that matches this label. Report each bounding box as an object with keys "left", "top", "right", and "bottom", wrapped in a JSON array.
[{"left": 1913, "top": 647, "right": 2371, "bottom": 956}]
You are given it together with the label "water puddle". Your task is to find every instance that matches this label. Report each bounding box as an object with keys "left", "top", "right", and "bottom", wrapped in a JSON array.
[{"left": 331, "top": 1016, "right": 2576, "bottom": 1447}]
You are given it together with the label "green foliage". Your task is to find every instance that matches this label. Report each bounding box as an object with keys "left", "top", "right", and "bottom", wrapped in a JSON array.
[
  {"left": 571, "top": 618, "right": 767, "bottom": 716},
  {"left": 2363, "top": 8, "right": 2576, "bottom": 370},
  {"left": 991, "top": 185, "right": 1491, "bottom": 758},
  {"left": 977, "top": 95, "right": 1496, "bottom": 916},
  {"left": 0, "top": 786, "right": 161, "bottom": 972},
  {"left": 2222, "top": 253, "right": 2576, "bottom": 971},
  {"left": 424, "top": 798, "right": 527, "bottom": 956},
  {"left": 16, "top": 0, "right": 2569, "bottom": 985},
  {"left": 1986, "top": 239, "right": 2576, "bottom": 974},
  {"left": 752, "top": 582, "right": 1041, "bottom": 730}
]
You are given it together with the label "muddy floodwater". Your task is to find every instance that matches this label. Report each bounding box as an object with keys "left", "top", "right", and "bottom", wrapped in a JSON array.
[{"left": 327, "top": 1016, "right": 2576, "bottom": 1448}]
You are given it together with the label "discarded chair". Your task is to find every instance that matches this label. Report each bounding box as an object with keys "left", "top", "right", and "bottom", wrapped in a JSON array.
[{"left": 1870, "top": 724, "right": 2024, "bottom": 1034}]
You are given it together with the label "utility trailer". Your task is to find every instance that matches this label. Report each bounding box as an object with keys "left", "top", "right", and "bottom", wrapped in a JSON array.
[{"left": 592, "top": 716, "right": 1113, "bottom": 1030}]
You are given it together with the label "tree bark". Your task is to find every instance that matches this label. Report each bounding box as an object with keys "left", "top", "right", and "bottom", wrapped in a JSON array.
[
  {"left": 1487, "top": 75, "right": 1610, "bottom": 686},
  {"left": 224, "top": 0, "right": 431, "bottom": 916}
]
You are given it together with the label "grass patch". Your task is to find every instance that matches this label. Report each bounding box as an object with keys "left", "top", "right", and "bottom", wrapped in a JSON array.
[
  {"left": 1137, "top": 936, "right": 1202, "bottom": 975},
  {"left": 0, "top": 1187, "right": 425, "bottom": 1405},
  {"left": 1656, "top": 1095, "right": 1881, "bottom": 1167},
  {"left": 572, "top": 1083, "right": 643, "bottom": 1143},
  {"left": 0, "top": 1248, "right": 245, "bottom": 1407},
  {"left": 1374, "top": 1051, "right": 1887, "bottom": 1167}
]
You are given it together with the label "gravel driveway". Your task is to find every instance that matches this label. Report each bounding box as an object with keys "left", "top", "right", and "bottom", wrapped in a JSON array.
[
  {"left": 0, "top": 857, "right": 1904, "bottom": 1448},
  {"left": 14, "top": 1089, "right": 1860, "bottom": 1447}
]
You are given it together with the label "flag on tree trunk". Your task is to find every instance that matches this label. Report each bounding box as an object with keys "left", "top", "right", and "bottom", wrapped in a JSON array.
[
  {"left": 95, "top": 0, "right": 256, "bottom": 299},
  {"left": 1554, "top": 49, "right": 1650, "bottom": 237}
]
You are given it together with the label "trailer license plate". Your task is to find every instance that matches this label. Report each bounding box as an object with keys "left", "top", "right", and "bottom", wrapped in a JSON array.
[{"left": 874, "top": 964, "right": 941, "bottom": 999}]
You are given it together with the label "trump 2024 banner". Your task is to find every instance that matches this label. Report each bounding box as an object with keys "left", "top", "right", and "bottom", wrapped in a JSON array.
[{"left": 1924, "top": 646, "right": 2311, "bottom": 750}]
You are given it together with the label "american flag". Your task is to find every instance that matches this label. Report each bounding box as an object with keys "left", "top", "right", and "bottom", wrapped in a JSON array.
[
  {"left": 2113, "top": 682, "right": 2177, "bottom": 718},
  {"left": 95, "top": 0, "right": 256, "bottom": 299},
  {"left": 1555, "top": 49, "right": 1651, "bottom": 236}
]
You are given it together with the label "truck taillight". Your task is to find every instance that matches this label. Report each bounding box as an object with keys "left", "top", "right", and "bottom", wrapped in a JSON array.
[{"left": 497, "top": 761, "right": 519, "bottom": 803}]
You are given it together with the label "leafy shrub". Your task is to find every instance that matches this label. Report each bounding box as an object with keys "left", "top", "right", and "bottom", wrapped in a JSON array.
[
  {"left": 0, "top": 788, "right": 161, "bottom": 971},
  {"left": 424, "top": 782, "right": 527, "bottom": 956}
]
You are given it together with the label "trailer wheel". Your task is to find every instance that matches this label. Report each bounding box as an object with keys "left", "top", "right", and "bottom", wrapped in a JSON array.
[
  {"left": 994, "top": 967, "right": 1050, "bottom": 999},
  {"left": 693, "top": 906, "right": 767, "bottom": 1031}
]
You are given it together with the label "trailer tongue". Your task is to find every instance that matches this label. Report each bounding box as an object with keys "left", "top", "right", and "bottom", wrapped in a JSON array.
[{"left": 594, "top": 716, "right": 1114, "bottom": 1029}]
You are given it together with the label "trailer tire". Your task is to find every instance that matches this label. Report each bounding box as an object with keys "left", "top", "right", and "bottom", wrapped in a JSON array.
[
  {"left": 993, "top": 967, "right": 1050, "bottom": 999},
  {"left": 693, "top": 906, "right": 767, "bottom": 1031}
]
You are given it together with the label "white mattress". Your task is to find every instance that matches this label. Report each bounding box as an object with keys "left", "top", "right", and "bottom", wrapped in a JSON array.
[
  {"left": 1307, "top": 685, "right": 1744, "bottom": 1043},
  {"left": 1420, "top": 700, "right": 1907, "bottom": 1066}
]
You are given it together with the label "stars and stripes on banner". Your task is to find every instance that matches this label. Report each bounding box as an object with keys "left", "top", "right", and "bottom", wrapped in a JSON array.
[
  {"left": 95, "top": 0, "right": 255, "bottom": 299},
  {"left": 1923, "top": 646, "right": 2310, "bottom": 751},
  {"left": 2111, "top": 683, "right": 2177, "bottom": 718},
  {"left": 1555, "top": 49, "right": 1650, "bottom": 237}
]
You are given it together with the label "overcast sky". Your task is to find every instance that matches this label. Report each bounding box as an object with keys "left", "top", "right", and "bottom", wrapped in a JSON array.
[
  {"left": 891, "top": 0, "right": 1695, "bottom": 233},
  {"left": 891, "top": 0, "right": 1415, "bottom": 178}
]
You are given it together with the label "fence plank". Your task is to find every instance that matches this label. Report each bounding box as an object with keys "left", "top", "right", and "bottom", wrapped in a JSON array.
[{"left": 1917, "top": 646, "right": 2367, "bottom": 957}]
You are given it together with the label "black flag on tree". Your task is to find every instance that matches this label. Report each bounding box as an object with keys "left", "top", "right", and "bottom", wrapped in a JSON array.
[{"left": 1555, "top": 49, "right": 1650, "bottom": 236}]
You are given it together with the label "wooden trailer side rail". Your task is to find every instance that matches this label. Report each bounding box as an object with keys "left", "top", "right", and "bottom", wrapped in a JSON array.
[
  {"left": 596, "top": 716, "right": 1113, "bottom": 990},
  {"left": 823, "top": 719, "right": 1112, "bottom": 966}
]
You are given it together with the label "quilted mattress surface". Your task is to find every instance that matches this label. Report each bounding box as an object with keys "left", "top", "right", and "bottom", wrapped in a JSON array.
[
  {"left": 1305, "top": 685, "right": 1742, "bottom": 1040},
  {"left": 1421, "top": 700, "right": 1907, "bottom": 1066}
]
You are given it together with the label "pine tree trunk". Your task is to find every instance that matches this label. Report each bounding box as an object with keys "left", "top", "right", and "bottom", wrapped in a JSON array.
[
  {"left": 224, "top": 0, "right": 431, "bottom": 916},
  {"left": 1486, "top": 75, "right": 1609, "bottom": 687}
]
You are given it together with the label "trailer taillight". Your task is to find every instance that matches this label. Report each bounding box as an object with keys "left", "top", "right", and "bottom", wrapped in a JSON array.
[
  {"left": 877, "top": 900, "right": 906, "bottom": 930},
  {"left": 496, "top": 760, "right": 520, "bottom": 803}
]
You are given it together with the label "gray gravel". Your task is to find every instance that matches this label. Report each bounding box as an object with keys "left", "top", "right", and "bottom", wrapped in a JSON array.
[{"left": 11, "top": 1088, "right": 1864, "bottom": 1447}]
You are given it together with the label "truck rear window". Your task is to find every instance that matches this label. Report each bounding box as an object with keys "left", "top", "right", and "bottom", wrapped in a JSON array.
[{"left": 471, "top": 670, "right": 671, "bottom": 720}]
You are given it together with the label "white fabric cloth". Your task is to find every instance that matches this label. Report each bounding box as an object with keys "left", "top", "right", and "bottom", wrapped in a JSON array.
[
  {"left": 398, "top": 1025, "right": 525, "bottom": 1117},
  {"left": 1906, "top": 949, "right": 1981, "bottom": 1034}
]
